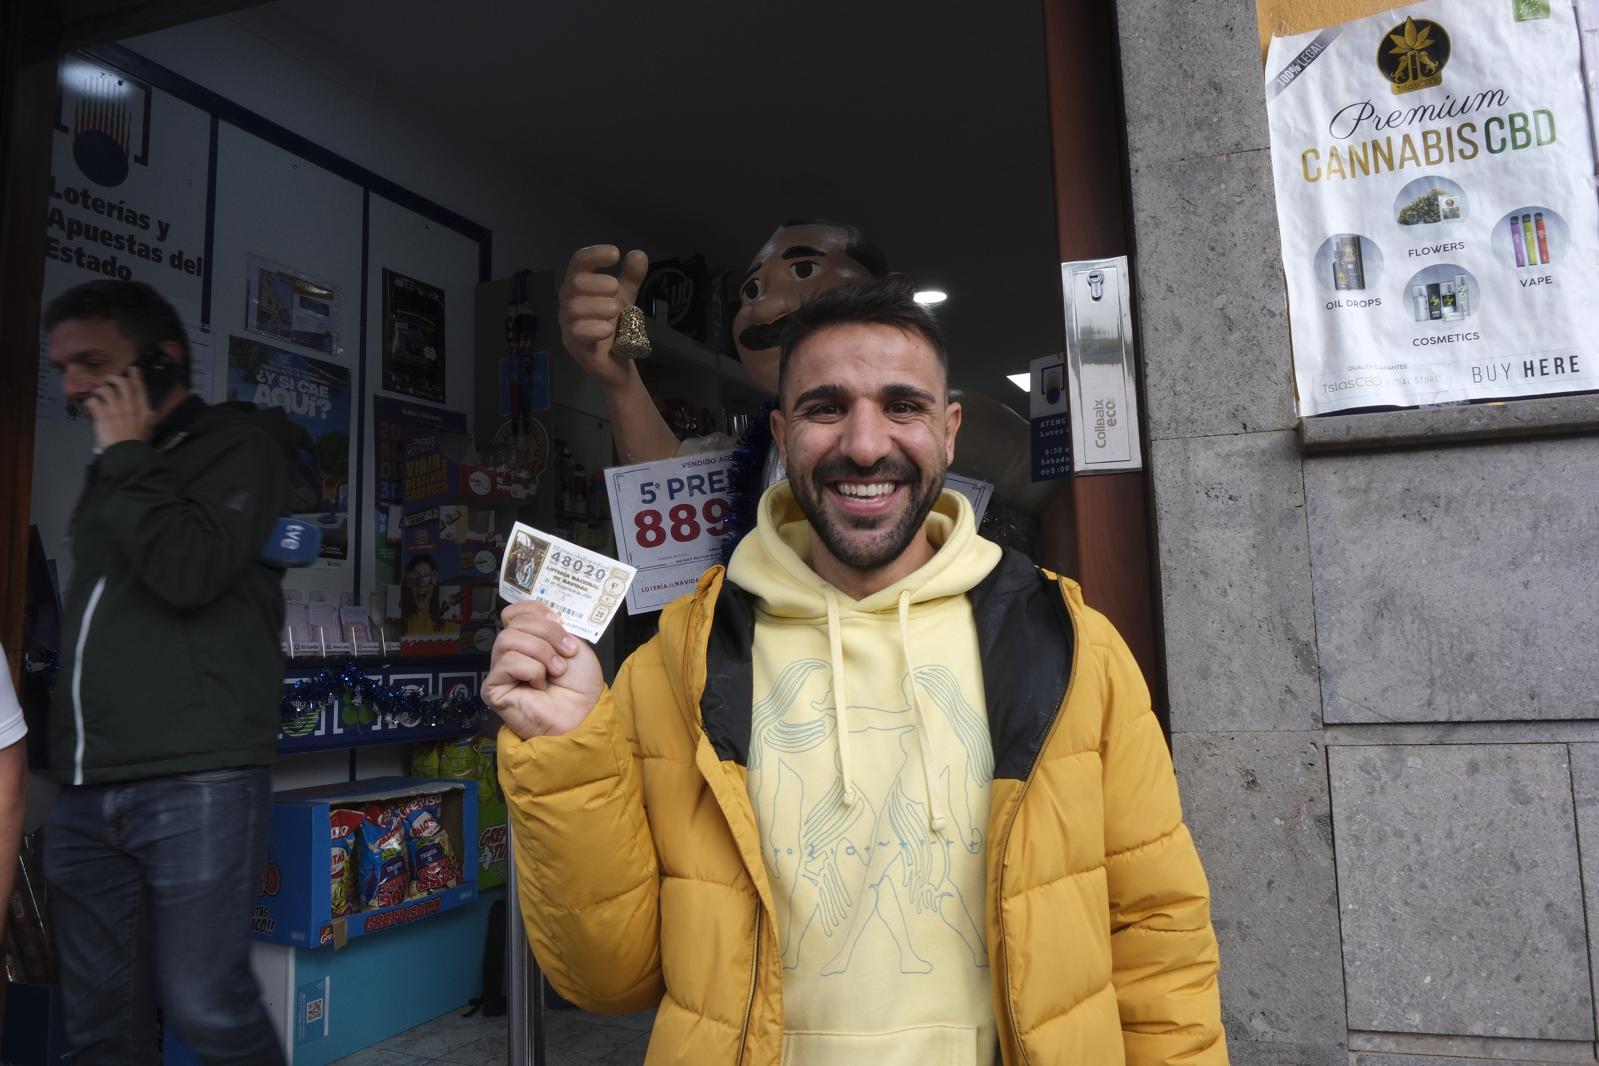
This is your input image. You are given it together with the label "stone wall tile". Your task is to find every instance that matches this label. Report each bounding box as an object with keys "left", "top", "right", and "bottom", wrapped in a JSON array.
[
  {"left": 1176, "top": 731, "right": 1345, "bottom": 1047},
  {"left": 1116, "top": 0, "right": 1271, "bottom": 167},
  {"left": 1153, "top": 431, "right": 1320, "bottom": 733},
  {"left": 1306, "top": 438, "right": 1599, "bottom": 723},
  {"left": 1329, "top": 744, "right": 1592, "bottom": 1040},
  {"left": 1130, "top": 150, "right": 1297, "bottom": 440}
]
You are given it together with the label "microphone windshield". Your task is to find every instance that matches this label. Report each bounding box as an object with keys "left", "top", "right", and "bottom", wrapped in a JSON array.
[{"left": 260, "top": 517, "right": 322, "bottom": 568}]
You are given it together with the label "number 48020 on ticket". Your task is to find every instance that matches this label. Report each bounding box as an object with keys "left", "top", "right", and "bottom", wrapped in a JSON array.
[{"left": 497, "top": 521, "right": 636, "bottom": 643}]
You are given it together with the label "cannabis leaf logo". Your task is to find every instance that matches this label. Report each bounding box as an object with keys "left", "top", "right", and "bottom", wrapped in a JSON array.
[
  {"left": 1387, "top": 18, "right": 1439, "bottom": 86},
  {"left": 1378, "top": 16, "right": 1448, "bottom": 94}
]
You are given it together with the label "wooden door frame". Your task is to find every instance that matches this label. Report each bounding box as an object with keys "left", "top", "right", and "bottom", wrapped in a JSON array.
[
  {"left": 0, "top": 0, "right": 60, "bottom": 683},
  {"left": 1039, "top": 0, "right": 1168, "bottom": 724}
]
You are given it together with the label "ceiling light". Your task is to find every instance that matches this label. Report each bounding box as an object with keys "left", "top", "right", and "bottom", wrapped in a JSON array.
[
  {"left": 1006, "top": 373, "right": 1029, "bottom": 391},
  {"left": 913, "top": 289, "right": 948, "bottom": 305}
]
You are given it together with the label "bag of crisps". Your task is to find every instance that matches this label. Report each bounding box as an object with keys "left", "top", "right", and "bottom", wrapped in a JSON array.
[
  {"left": 364, "top": 801, "right": 399, "bottom": 827},
  {"left": 359, "top": 816, "right": 409, "bottom": 909},
  {"left": 403, "top": 796, "right": 460, "bottom": 895},
  {"left": 409, "top": 740, "right": 443, "bottom": 779},
  {"left": 329, "top": 809, "right": 365, "bottom": 918},
  {"left": 471, "top": 734, "right": 500, "bottom": 806},
  {"left": 437, "top": 736, "right": 477, "bottom": 781},
  {"left": 393, "top": 791, "right": 437, "bottom": 822}
]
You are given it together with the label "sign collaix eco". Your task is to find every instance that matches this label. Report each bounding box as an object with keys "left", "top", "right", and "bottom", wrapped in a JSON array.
[
  {"left": 1059, "top": 257, "right": 1140, "bottom": 474},
  {"left": 1266, "top": 0, "right": 1599, "bottom": 415}
]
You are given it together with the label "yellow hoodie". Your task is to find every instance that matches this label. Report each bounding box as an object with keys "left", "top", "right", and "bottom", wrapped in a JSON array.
[{"left": 727, "top": 483, "right": 1003, "bottom": 1066}]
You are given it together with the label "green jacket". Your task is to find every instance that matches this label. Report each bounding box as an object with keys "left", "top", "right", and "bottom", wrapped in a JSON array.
[{"left": 51, "top": 397, "right": 294, "bottom": 785}]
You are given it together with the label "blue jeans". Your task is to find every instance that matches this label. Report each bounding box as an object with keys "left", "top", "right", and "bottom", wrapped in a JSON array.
[{"left": 45, "top": 767, "right": 285, "bottom": 1065}]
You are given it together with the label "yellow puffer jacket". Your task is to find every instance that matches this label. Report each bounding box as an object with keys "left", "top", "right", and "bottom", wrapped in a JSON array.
[{"left": 500, "top": 551, "right": 1227, "bottom": 1065}]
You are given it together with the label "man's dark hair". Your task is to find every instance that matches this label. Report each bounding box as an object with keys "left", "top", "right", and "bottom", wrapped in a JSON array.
[
  {"left": 43, "top": 280, "right": 192, "bottom": 386},
  {"left": 776, "top": 278, "right": 949, "bottom": 404},
  {"left": 778, "top": 217, "right": 890, "bottom": 280}
]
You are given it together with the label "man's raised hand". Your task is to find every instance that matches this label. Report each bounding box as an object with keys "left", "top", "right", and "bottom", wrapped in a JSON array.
[
  {"left": 83, "top": 366, "right": 155, "bottom": 449},
  {"left": 481, "top": 601, "right": 604, "bottom": 740},
  {"left": 556, "top": 245, "right": 650, "bottom": 392}
]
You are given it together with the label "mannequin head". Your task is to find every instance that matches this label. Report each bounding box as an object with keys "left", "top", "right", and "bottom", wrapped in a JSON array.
[{"left": 730, "top": 219, "right": 888, "bottom": 392}]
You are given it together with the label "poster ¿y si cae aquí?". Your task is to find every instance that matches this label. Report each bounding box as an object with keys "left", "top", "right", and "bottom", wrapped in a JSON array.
[{"left": 227, "top": 335, "right": 352, "bottom": 562}]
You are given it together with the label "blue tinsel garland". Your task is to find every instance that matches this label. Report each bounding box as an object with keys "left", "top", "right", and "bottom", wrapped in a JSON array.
[
  {"left": 30, "top": 646, "right": 482, "bottom": 738},
  {"left": 279, "top": 660, "right": 487, "bottom": 736},
  {"left": 720, "top": 401, "right": 777, "bottom": 563},
  {"left": 22, "top": 649, "right": 59, "bottom": 690}
]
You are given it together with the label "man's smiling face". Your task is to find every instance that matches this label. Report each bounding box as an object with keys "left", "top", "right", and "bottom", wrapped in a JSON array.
[
  {"left": 732, "top": 224, "right": 877, "bottom": 392},
  {"left": 770, "top": 321, "right": 961, "bottom": 589}
]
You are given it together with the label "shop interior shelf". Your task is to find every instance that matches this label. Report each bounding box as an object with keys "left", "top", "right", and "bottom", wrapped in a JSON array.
[
  {"left": 278, "top": 654, "right": 489, "bottom": 755},
  {"left": 638, "top": 318, "right": 767, "bottom": 409}
]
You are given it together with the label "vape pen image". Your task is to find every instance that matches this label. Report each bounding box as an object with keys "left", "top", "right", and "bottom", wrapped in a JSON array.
[
  {"left": 1511, "top": 215, "right": 1526, "bottom": 267},
  {"left": 1522, "top": 214, "right": 1539, "bottom": 266},
  {"left": 1331, "top": 234, "right": 1366, "bottom": 291},
  {"left": 1535, "top": 212, "right": 1551, "bottom": 264}
]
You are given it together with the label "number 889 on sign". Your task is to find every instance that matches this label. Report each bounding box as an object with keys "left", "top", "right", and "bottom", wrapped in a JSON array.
[{"left": 633, "top": 498, "right": 730, "bottom": 548}]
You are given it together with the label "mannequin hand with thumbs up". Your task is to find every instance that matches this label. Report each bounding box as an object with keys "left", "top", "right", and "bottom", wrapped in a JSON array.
[{"left": 556, "top": 245, "right": 680, "bottom": 463}]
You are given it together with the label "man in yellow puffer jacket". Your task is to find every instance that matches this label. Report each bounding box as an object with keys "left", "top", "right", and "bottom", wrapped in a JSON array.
[{"left": 486, "top": 279, "right": 1228, "bottom": 1066}]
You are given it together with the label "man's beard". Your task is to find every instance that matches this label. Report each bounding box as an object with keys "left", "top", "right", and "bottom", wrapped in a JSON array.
[{"left": 789, "top": 455, "right": 947, "bottom": 572}]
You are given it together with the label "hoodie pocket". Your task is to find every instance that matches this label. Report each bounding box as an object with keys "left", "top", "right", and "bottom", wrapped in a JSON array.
[{"left": 780, "top": 1025, "right": 978, "bottom": 1066}]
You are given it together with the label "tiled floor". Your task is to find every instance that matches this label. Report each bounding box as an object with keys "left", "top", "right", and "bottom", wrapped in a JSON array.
[{"left": 330, "top": 1004, "right": 654, "bottom": 1065}]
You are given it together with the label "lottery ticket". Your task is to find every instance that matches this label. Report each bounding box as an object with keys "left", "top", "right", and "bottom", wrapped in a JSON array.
[{"left": 497, "top": 521, "right": 635, "bottom": 643}]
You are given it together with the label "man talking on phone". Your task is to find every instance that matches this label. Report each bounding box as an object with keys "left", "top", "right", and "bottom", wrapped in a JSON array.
[{"left": 42, "top": 280, "right": 293, "bottom": 1064}]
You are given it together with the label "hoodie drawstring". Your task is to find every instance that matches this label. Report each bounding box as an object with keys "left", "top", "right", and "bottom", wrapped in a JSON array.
[
  {"left": 899, "top": 591, "right": 948, "bottom": 834},
  {"left": 823, "top": 590, "right": 949, "bottom": 835},
  {"left": 824, "top": 590, "right": 856, "bottom": 807}
]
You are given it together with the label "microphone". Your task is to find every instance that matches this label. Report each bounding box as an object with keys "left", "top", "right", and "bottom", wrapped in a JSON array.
[{"left": 260, "top": 517, "right": 322, "bottom": 568}]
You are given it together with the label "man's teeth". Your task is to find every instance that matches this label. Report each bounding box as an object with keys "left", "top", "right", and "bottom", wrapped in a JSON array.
[{"left": 837, "top": 482, "right": 895, "bottom": 498}]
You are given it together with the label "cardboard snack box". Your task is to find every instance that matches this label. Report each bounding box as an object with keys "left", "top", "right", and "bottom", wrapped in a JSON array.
[{"left": 252, "top": 777, "right": 478, "bottom": 948}]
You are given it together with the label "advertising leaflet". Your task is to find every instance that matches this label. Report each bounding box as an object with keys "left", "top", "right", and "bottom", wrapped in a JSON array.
[
  {"left": 227, "top": 336, "right": 352, "bottom": 562},
  {"left": 246, "top": 255, "right": 341, "bottom": 355},
  {"left": 372, "top": 397, "right": 468, "bottom": 581},
  {"left": 1266, "top": 0, "right": 1599, "bottom": 415},
  {"left": 604, "top": 450, "right": 737, "bottom": 614},
  {"left": 382, "top": 269, "right": 447, "bottom": 403}
]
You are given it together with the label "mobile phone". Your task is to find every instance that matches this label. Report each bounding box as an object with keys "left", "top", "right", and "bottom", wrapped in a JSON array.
[
  {"left": 64, "top": 344, "right": 180, "bottom": 418},
  {"left": 132, "top": 345, "right": 181, "bottom": 409}
]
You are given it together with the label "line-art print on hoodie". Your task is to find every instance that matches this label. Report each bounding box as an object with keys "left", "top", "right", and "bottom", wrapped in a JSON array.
[
  {"left": 730, "top": 483, "right": 1003, "bottom": 1062},
  {"left": 753, "top": 661, "right": 993, "bottom": 975}
]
